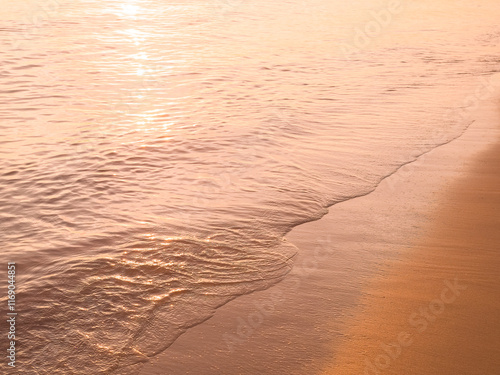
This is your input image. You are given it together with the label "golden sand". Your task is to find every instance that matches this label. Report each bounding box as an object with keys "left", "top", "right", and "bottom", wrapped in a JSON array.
[{"left": 323, "top": 135, "right": 500, "bottom": 374}]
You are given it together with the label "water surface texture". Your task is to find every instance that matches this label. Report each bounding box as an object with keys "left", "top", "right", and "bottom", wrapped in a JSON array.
[{"left": 1, "top": 0, "right": 499, "bottom": 373}]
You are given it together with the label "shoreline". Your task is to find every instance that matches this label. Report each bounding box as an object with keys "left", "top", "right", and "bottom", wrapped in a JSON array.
[
  {"left": 322, "top": 108, "right": 500, "bottom": 374},
  {"left": 137, "top": 93, "right": 500, "bottom": 375}
]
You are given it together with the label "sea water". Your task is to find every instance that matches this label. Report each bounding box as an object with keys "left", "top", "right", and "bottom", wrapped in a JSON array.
[{"left": 1, "top": 0, "right": 499, "bottom": 372}]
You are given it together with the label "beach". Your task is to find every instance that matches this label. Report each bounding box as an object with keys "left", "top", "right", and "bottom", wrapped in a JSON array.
[
  {"left": 323, "top": 106, "right": 500, "bottom": 375},
  {"left": 2, "top": 1, "right": 500, "bottom": 373},
  {"left": 322, "top": 102, "right": 500, "bottom": 374},
  {"left": 138, "top": 89, "right": 500, "bottom": 375}
]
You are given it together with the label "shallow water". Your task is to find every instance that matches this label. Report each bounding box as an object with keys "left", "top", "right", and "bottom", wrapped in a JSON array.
[{"left": 1, "top": 0, "right": 499, "bottom": 373}]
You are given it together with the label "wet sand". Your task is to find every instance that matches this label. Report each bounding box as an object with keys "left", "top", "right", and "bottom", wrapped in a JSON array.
[{"left": 322, "top": 125, "right": 500, "bottom": 374}]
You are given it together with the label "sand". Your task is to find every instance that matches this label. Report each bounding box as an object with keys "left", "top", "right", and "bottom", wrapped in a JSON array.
[{"left": 322, "top": 124, "right": 500, "bottom": 374}]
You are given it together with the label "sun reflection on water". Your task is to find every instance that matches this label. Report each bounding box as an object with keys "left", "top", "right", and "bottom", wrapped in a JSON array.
[{"left": 120, "top": 3, "right": 141, "bottom": 18}]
